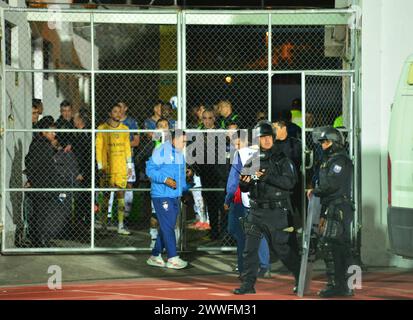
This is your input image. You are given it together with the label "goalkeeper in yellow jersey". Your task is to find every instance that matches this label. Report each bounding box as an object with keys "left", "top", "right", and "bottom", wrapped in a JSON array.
[{"left": 96, "top": 103, "right": 133, "bottom": 235}]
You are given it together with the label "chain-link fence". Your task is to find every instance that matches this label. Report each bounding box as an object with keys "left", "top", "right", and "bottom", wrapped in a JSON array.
[{"left": 1, "top": 8, "right": 359, "bottom": 253}]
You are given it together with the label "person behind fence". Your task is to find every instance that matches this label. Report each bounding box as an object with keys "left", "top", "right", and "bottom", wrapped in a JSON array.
[
  {"left": 96, "top": 103, "right": 133, "bottom": 236},
  {"left": 32, "top": 104, "right": 40, "bottom": 129},
  {"left": 162, "top": 102, "right": 177, "bottom": 129},
  {"left": 107, "top": 102, "right": 140, "bottom": 225},
  {"left": 144, "top": 99, "right": 164, "bottom": 131},
  {"left": 55, "top": 100, "right": 75, "bottom": 152},
  {"left": 280, "top": 109, "right": 302, "bottom": 140},
  {"left": 217, "top": 100, "right": 239, "bottom": 129},
  {"left": 273, "top": 118, "right": 303, "bottom": 239},
  {"left": 189, "top": 103, "right": 206, "bottom": 129},
  {"left": 72, "top": 108, "right": 92, "bottom": 226},
  {"left": 233, "top": 120, "right": 301, "bottom": 295},
  {"left": 195, "top": 108, "right": 227, "bottom": 241},
  {"left": 146, "top": 130, "right": 193, "bottom": 269},
  {"left": 306, "top": 126, "right": 355, "bottom": 298},
  {"left": 25, "top": 116, "right": 79, "bottom": 247},
  {"left": 32, "top": 98, "right": 44, "bottom": 121},
  {"left": 224, "top": 130, "right": 271, "bottom": 279}
]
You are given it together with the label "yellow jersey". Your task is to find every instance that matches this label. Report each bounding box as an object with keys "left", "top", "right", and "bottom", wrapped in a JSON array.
[{"left": 96, "top": 122, "right": 131, "bottom": 176}]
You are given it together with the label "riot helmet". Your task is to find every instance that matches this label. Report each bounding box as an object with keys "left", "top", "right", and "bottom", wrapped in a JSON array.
[
  {"left": 254, "top": 120, "right": 274, "bottom": 138},
  {"left": 312, "top": 126, "right": 344, "bottom": 146}
]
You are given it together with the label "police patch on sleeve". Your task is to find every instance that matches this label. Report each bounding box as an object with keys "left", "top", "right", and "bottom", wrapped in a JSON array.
[{"left": 333, "top": 164, "right": 342, "bottom": 173}]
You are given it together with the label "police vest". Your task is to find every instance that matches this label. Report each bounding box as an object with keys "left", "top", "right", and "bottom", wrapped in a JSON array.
[
  {"left": 318, "top": 151, "right": 353, "bottom": 205},
  {"left": 249, "top": 147, "right": 296, "bottom": 202},
  {"left": 291, "top": 110, "right": 302, "bottom": 128}
]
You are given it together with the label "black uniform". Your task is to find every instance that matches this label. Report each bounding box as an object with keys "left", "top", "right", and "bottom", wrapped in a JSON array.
[
  {"left": 276, "top": 137, "right": 302, "bottom": 205},
  {"left": 275, "top": 137, "right": 302, "bottom": 251},
  {"left": 313, "top": 146, "right": 354, "bottom": 295},
  {"left": 237, "top": 144, "right": 301, "bottom": 292}
]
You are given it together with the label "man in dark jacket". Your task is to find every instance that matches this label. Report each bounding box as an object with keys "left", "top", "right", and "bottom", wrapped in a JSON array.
[
  {"left": 55, "top": 100, "right": 75, "bottom": 151},
  {"left": 193, "top": 109, "right": 227, "bottom": 240},
  {"left": 273, "top": 119, "right": 303, "bottom": 235},
  {"left": 25, "top": 116, "right": 79, "bottom": 247},
  {"left": 72, "top": 108, "right": 92, "bottom": 225}
]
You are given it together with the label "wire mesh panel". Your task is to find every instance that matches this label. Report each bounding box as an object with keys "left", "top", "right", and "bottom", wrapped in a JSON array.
[
  {"left": 270, "top": 12, "right": 354, "bottom": 71},
  {"left": 186, "top": 74, "right": 268, "bottom": 129},
  {"left": 1, "top": 8, "right": 358, "bottom": 254},
  {"left": 4, "top": 10, "right": 92, "bottom": 71},
  {"left": 5, "top": 191, "right": 92, "bottom": 249},
  {"left": 186, "top": 24, "right": 268, "bottom": 71},
  {"left": 305, "top": 75, "right": 352, "bottom": 128},
  {"left": 5, "top": 72, "right": 92, "bottom": 130},
  {"left": 3, "top": 128, "right": 93, "bottom": 249},
  {"left": 271, "top": 25, "right": 346, "bottom": 71},
  {"left": 95, "top": 74, "right": 177, "bottom": 128},
  {"left": 93, "top": 22, "right": 177, "bottom": 71},
  {"left": 303, "top": 74, "right": 355, "bottom": 245}
]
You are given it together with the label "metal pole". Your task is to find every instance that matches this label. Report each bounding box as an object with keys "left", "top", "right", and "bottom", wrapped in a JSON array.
[
  {"left": 5, "top": 68, "right": 178, "bottom": 74},
  {"left": 90, "top": 12, "right": 96, "bottom": 250},
  {"left": 181, "top": 11, "right": 187, "bottom": 129},
  {"left": 179, "top": 11, "right": 187, "bottom": 251},
  {"left": 177, "top": 11, "right": 182, "bottom": 129},
  {"left": 350, "top": 74, "right": 356, "bottom": 246},
  {"left": 301, "top": 72, "right": 307, "bottom": 236},
  {"left": 267, "top": 13, "right": 272, "bottom": 121},
  {"left": 1, "top": 8, "right": 7, "bottom": 253}
]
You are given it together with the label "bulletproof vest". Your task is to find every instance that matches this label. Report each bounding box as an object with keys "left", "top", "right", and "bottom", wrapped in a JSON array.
[
  {"left": 250, "top": 145, "right": 291, "bottom": 202},
  {"left": 318, "top": 149, "right": 353, "bottom": 205}
]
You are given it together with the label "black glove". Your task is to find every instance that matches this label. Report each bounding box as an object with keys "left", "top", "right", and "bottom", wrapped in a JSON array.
[{"left": 239, "top": 175, "right": 253, "bottom": 192}]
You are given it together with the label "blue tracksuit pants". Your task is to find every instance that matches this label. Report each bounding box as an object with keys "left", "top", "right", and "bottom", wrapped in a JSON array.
[{"left": 151, "top": 197, "right": 179, "bottom": 259}]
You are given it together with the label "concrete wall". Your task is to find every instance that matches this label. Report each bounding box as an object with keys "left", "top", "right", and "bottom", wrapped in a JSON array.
[{"left": 361, "top": 0, "right": 413, "bottom": 268}]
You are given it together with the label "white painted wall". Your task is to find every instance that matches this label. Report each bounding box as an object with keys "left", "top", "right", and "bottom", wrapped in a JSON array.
[{"left": 361, "top": 0, "right": 413, "bottom": 268}]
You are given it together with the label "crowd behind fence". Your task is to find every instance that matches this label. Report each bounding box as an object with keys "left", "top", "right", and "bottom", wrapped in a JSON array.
[{"left": 0, "top": 8, "right": 358, "bottom": 253}]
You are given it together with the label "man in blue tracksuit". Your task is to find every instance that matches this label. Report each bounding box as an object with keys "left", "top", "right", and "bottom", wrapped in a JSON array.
[
  {"left": 146, "top": 130, "right": 192, "bottom": 269},
  {"left": 224, "top": 132, "right": 271, "bottom": 278}
]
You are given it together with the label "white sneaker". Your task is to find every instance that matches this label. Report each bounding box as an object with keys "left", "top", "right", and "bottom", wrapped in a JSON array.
[
  {"left": 118, "top": 226, "right": 131, "bottom": 235},
  {"left": 166, "top": 256, "right": 188, "bottom": 269},
  {"left": 147, "top": 255, "right": 166, "bottom": 268}
]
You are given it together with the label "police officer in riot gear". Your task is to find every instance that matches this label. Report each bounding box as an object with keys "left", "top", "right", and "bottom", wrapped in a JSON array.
[
  {"left": 307, "top": 126, "right": 354, "bottom": 298},
  {"left": 233, "top": 121, "right": 301, "bottom": 295}
]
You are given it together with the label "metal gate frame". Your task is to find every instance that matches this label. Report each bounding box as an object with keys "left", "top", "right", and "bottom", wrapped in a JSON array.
[
  {"left": 301, "top": 72, "right": 358, "bottom": 254},
  {"left": 0, "top": 7, "right": 360, "bottom": 254}
]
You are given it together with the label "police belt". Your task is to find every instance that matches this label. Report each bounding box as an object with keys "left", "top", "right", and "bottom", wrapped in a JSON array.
[{"left": 250, "top": 199, "right": 287, "bottom": 210}]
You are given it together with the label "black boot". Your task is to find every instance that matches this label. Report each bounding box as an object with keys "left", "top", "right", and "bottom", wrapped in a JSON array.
[
  {"left": 318, "top": 285, "right": 354, "bottom": 298},
  {"left": 233, "top": 286, "right": 256, "bottom": 295}
]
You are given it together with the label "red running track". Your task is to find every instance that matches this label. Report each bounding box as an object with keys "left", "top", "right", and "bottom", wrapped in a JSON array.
[{"left": 0, "top": 272, "right": 412, "bottom": 300}]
